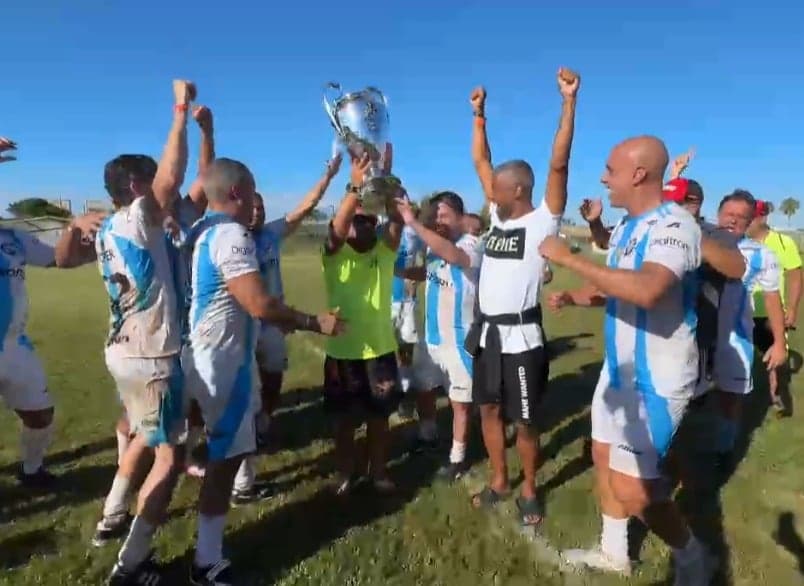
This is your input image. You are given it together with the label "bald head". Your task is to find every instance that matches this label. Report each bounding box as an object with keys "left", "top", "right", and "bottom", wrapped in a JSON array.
[
  {"left": 615, "top": 136, "right": 669, "bottom": 184},
  {"left": 493, "top": 159, "right": 535, "bottom": 193},
  {"left": 202, "top": 158, "right": 255, "bottom": 203}
]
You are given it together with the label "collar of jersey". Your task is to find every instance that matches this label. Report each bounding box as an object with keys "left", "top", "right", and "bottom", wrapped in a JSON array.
[{"left": 624, "top": 201, "right": 672, "bottom": 223}]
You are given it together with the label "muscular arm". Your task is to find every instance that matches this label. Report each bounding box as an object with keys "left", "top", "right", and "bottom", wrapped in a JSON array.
[
  {"left": 471, "top": 116, "right": 494, "bottom": 203},
  {"left": 701, "top": 237, "right": 746, "bottom": 280},
  {"left": 544, "top": 95, "right": 577, "bottom": 215},
  {"left": 285, "top": 170, "right": 336, "bottom": 236},
  {"left": 226, "top": 272, "right": 326, "bottom": 332},
  {"left": 187, "top": 111, "right": 215, "bottom": 213},
  {"left": 561, "top": 254, "right": 678, "bottom": 309},
  {"left": 325, "top": 192, "right": 361, "bottom": 254},
  {"left": 151, "top": 107, "right": 190, "bottom": 216}
]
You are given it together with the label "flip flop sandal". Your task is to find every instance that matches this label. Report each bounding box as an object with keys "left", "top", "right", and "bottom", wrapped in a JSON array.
[
  {"left": 516, "top": 496, "right": 544, "bottom": 527},
  {"left": 471, "top": 486, "right": 508, "bottom": 510}
]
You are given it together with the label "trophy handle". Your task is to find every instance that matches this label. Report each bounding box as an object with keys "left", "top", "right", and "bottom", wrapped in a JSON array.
[
  {"left": 365, "top": 86, "right": 389, "bottom": 119},
  {"left": 323, "top": 82, "right": 344, "bottom": 134}
]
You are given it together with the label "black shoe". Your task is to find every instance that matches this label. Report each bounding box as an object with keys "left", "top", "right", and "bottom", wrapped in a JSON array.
[
  {"left": 230, "top": 482, "right": 274, "bottom": 507},
  {"left": 190, "top": 559, "right": 233, "bottom": 586},
  {"left": 18, "top": 467, "right": 57, "bottom": 490},
  {"left": 436, "top": 460, "right": 469, "bottom": 482},
  {"left": 107, "top": 552, "right": 162, "bottom": 585},
  {"left": 92, "top": 513, "right": 133, "bottom": 547},
  {"left": 408, "top": 436, "right": 439, "bottom": 455}
]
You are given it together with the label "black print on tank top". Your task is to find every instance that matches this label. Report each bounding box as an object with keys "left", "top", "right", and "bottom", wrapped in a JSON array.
[{"left": 484, "top": 227, "right": 526, "bottom": 260}]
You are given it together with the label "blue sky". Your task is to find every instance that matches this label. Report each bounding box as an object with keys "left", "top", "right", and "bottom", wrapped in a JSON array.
[{"left": 1, "top": 0, "right": 803, "bottom": 226}]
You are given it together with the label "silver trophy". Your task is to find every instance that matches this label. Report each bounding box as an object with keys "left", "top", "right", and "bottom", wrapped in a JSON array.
[{"left": 323, "top": 83, "right": 397, "bottom": 216}]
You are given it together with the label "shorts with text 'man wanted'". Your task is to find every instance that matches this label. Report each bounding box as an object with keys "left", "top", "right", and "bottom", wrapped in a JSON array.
[{"left": 472, "top": 346, "right": 548, "bottom": 424}]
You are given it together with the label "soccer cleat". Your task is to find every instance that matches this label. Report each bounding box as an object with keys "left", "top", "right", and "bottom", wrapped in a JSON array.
[
  {"left": 230, "top": 482, "right": 274, "bottom": 508},
  {"left": 190, "top": 559, "right": 234, "bottom": 586},
  {"left": 107, "top": 552, "right": 162, "bottom": 586},
  {"left": 92, "top": 513, "right": 133, "bottom": 547},
  {"left": 673, "top": 546, "right": 717, "bottom": 586},
  {"left": 18, "top": 467, "right": 57, "bottom": 490},
  {"left": 562, "top": 548, "right": 632, "bottom": 576},
  {"left": 436, "top": 460, "right": 469, "bottom": 483}
]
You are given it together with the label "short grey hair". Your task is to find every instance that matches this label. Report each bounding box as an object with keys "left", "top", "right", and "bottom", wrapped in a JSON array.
[
  {"left": 493, "top": 159, "right": 534, "bottom": 192},
  {"left": 202, "top": 158, "right": 254, "bottom": 202}
]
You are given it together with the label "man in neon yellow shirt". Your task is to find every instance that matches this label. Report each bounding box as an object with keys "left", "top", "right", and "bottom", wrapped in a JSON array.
[
  {"left": 322, "top": 153, "right": 403, "bottom": 495},
  {"left": 748, "top": 199, "right": 803, "bottom": 414}
]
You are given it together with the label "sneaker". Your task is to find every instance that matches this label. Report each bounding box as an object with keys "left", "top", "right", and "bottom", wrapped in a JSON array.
[
  {"left": 674, "top": 546, "right": 717, "bottom": 586},
  {"left": 190, "top": 559, "right": 233, "bottom": 586},
  {"left": 436, "top": 460, "right": 469, "bottom": 482},
  {"left": 18, "top": 467, "right": 57, "bottom": 490},
  {"left": 92, "top": 513, "right": 133, "bottom": 547},
  {"left": 562, "top": 548, "right": 632, "bottom": 576},
  {"left": 408, "top": 436, "right": 439, "bottom": 455},
  {"left": 107, "top": 552, "right": 162, "bottom": 585},
  {"left": 230, "top": 482, "right": 274, "bottom": 507}
]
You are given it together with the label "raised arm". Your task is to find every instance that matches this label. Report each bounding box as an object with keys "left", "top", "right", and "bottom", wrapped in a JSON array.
[
  {"left": 580, "top": 198, "right": 612, "bottom": 250},
  {"left": 284, "top": 155, "right": 342, "bottom": 236},
  {"left": 396, "top": 197, "right": 473, "bottom": 269},
  {"left": 186, "top": 105, "right": 215, "bottom": 213},
  {"left": 470, "top": 87, "right": 494, "bottom": 203},
  {"left": 53, "top": 212, "right": 106, "bottom": 268},
  {"left": 544, "top": 68, "right": 580, "bottom": 215},
  {"left": 325, "top": 154, "right": 370, "bottom": 254},
  {"left": 669, "top": 148, "right": 694, "bottom": 181},
  {"left": 151, "top": 80, "right": 195, "bottom": 214},
  {"left": 377, "top": 145, "right": 402, "bottom": 252}
]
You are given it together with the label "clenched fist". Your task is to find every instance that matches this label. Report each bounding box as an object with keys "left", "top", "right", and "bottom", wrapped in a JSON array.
[
  {"left": 173, "top": 80, "right": 197, "bottom": 106},
  {"left": 192, "top": 105, "right": 213, "bottom": 133},
  {"left": 557, "top": 67, "right": 580, "bottom": 99},
  {"left": 470, "top": 86, "right": 486, "bottom": 115},
  {"left": 580, "top": 198, "right": 603, "bottom": 223}
]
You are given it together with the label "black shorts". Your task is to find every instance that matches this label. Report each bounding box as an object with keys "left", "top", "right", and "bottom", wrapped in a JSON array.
[
  {"left": 323, "top": 352, "right": 402, "bottom": 418},
  {"left": 472, "top": 347, "right": 548, "bottom": 424},
  {"left": 753, "top": 318, "right": 774, "bottom": 353}
]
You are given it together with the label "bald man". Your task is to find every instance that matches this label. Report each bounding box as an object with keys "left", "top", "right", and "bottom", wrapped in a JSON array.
[
  {"left": 182, "top": 158, "right": 343, "bottom": 585},
  {"left": 540, "top": 136, "right": 716, "bottom": 584},
  {"left": 465, "top": 69, "right": 578, "bottom": 528}
]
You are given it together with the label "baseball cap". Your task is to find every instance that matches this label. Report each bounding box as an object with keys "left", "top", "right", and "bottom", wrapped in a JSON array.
[
  {"left": 755, "top": 200, "right": 770, "bottom": 218},
  {"left": 663, "top": 178, "right": 704, "bottom": 204}
]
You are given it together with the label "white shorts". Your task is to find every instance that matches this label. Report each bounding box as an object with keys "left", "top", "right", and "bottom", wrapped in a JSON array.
[
  {"left": 0, "top": 335, "right": 51, "bottom": 412},
  {"left": 391, "top": 300, "right": 418, "bottom": 346},
  {"left": 182, "top": 344, "right": 260, "bottom": 462},
  {"left": 591, "top": 382, "right": 690, "bottom": 480},
  {"left": 412, "top": 342, "right": 473, "bottom": 403},
  {"left": 256, "top": 325, "right": 288, "bottom": 373},
  {"left": 104, "top": 350, "right": 186, "bottom": 447}
]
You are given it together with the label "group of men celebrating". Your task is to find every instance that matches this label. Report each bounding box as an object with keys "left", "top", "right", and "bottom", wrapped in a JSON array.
[{"left": 0, "top": 64, "right": 799, "bottom": 586}]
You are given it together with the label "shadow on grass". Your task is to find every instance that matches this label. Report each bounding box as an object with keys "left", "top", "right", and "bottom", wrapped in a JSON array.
[
  {"left": 0, "top": 527, "right": 58, "bottom": 570},
  {"left": 0, "top": 435, "right": 116, "bottom": 476},
  {"left": 774, "top": 512, "right": 804, "bottom": 576}
]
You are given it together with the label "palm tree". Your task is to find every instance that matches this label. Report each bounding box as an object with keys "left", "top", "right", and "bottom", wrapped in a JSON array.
[{"left": 779, "top": 197, "right": 800, "bottom": 226}]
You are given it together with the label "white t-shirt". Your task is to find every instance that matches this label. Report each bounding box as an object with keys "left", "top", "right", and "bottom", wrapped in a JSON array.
[
  {"left": 478, "top": 200, "right": 561, "bottom": 353},
  {"left": 717, "top": 238, "right": 780, "bottom": 386},
  {"left": 0, "top": 229, "right": 55, "bottom": 346},
  {"left": 96, "top": 197, "right": 181, "bottom": 358},
  {"left": 595, "top": 202, "right": 702, "bottom": 399},
  {"left": 424, "top": 233, "right": 482, "bottom": 349},
  {"left": 188, "top": 212, "right": 260, "bottom": 355}
]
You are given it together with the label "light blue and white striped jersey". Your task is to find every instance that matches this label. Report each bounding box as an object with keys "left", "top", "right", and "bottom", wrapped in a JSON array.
[
  {"left": 254, "top": 218, "right": 287, "bottom": 300},
  {"left": 424, "top": 233, "right": 482, "bottom": 349},
  {"left": 597, "top": 202, "right": 702, "bottom": 399},
  {"left": 188, "top": 211, "right": 260, "bottom": 355},
  {"left": 95, "top": 196, "right": 181, "bottom": 358},
  {"left": 0, "top": 229, "right": 55, "bottom": 350},
  {"left": 717, "top": 238, "right": 780, "bottom": 385},
  {"left": 392, "top": 225, "right": 424, "bottom": 303},
  {"left": 167, "top": 196, "right": 203, "bottom": 340}
]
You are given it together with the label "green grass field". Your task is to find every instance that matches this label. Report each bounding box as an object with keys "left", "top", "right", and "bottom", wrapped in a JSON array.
[{"left": 2, "top": 239, "right": 804, "bottom": 585}]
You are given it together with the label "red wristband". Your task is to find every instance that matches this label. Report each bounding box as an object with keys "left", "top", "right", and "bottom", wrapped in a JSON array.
[
  {"left": 174, "top": 104, "right": 189, "bottom": 113},
  {"left": 474, "top": 116, "right": 486, "bottom": 127}
]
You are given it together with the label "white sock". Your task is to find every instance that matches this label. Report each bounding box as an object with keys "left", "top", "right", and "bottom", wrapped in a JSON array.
[
  {"left": 102, "top": 475, "right": 132, "bottom": 520},
  {"left": 418, "top": 419, "right": 437, "bottom": 441},
  {"left": 674, "top": 534, "right": 703, "bottom": 565},
  {"left": 399, "top": 366, "right": 412, "bottom": 394},
  {"left": 116, "top": 430, "right": 130, "bottom": 466},
  {"left": 118, "top": 516, "right": 155, "bottom": 570},
  {"left": 21, "top": 424, "right": 54, "bottom": 475},
  {"left": 233, "top": 457, "right": 255, "bottom": 493},
  {"left": 449, "top": 440, "right": 466, "bottom": 464},
  {"left": 195, "top": 514, "right": 226, "bottom": 568},
  {"left": 600, "top": 514, "right": 629, "bottom": 562}
]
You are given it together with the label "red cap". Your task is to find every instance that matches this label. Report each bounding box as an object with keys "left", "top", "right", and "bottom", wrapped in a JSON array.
[
  {"left": 662, "top": 178, "right": 689, "bottom": 203},
  {"left": 755, "top": 200, "right": 770, "bottom": 218}
]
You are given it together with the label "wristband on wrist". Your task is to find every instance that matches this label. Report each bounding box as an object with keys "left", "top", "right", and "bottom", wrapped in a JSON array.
[{"left": 174, "top": 104, "right": 189, "bottom": 113}]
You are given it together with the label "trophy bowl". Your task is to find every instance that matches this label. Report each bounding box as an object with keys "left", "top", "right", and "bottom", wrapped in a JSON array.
[{"left": 323, "top": 83, "right": 396, "bottom": 216}]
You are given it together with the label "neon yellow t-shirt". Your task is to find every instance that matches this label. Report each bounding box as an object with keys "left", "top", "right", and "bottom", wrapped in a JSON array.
[
  {"left": 322, "top": 239, "right": 398, "bottom": 360},
  {"left": 753, "top": 230, "right": 802, "bottom": 317}
]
